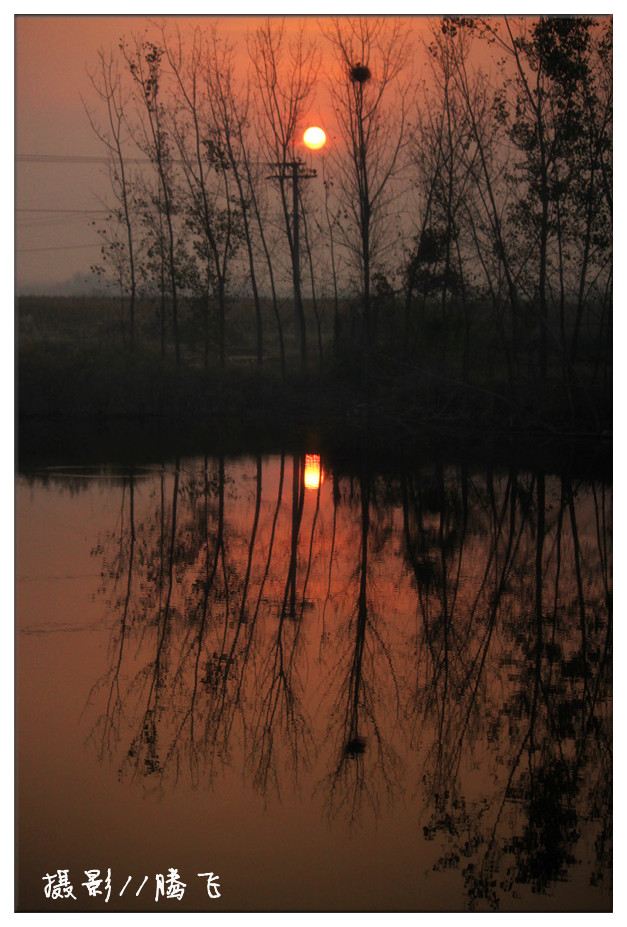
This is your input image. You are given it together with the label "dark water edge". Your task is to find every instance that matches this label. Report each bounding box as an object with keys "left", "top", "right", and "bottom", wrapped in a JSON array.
[{"left": 17, "top": 412, "right": 611, "bottom": 482}]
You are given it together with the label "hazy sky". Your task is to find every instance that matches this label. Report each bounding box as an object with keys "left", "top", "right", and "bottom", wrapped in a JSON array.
[
  {"left": 16, "top": 8, "right": 405, "bottom": 292},
  {"left": 15, "top": 13, "right": 290, "bottom": 291},
  {"left": 14, "top": 4, "right": 608, "bottom": 292}
]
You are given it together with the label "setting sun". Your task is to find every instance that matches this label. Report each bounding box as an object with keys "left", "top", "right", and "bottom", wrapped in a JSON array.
[{"left": 303, "top": 126, "right": 326, "bottom": 150}]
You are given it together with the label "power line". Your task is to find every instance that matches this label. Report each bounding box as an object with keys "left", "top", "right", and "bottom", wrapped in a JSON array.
[
  {"left": 19, "top": 223, "right": 100, "bottom": 234},
  {"left": 16, "top": 208, "right": 110, "bottom": 214},
  {"left": 16, "top": 243, "right": 101, "bottom": 253},
  {"left": 19, "top": 223, "right": 98, "bottom": 233},
  {"left": 16, "top": 154, "right": 151, "bottom": 164}
]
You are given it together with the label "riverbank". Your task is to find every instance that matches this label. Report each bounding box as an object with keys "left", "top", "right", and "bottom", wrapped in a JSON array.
[
  {"left": 19, "top": 328, "right": 610, "bottom": 411},
  {"left": 17, "top": 291, "right": 611, "bottom": 463},
  {"left": 18, "top": 343, "right": 611, "bottom": 480}
]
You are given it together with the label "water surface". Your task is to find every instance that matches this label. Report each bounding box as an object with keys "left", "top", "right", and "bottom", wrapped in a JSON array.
[{"left": 16, "top": 452, "right": 612, "bottom": 911}]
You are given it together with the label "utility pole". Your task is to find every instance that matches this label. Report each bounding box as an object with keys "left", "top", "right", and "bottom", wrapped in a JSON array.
[{"left": 269, "top": 158, "right": 316, "bottom": 369}]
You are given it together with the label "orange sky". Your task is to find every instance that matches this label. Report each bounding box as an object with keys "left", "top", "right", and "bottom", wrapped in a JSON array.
[
  {"left": 15, "top": 12, "right": 610, "bottom": 291},
  {"left": 15, "top": 14, "right": 431, "bottom": 290}
]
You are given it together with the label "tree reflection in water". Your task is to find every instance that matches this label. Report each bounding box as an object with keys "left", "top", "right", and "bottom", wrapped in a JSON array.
[
  {"left": 84, "top": 452, "right": 611, "bottom": 908},
  {"left": 403, "top": 465, "right": 612, "bottom": 908},
  {"left": 322, "top": 465, "right": 402, "bottom": 824}
]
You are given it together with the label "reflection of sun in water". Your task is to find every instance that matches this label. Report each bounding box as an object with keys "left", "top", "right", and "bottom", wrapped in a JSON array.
[
  {"left": 303, "top": 126, "right": 326, "bottom": 150},
  {"left": 304, "top": 454, "right": 324, "bottom": 490}
]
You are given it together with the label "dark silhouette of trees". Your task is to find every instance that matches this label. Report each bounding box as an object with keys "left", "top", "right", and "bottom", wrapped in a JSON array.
[
  {"left": 162, "top": 25, "right": 243, "bottom": 371},
  {"left": 121, "top": 35, "right": 183, "bottom": 368},
  {"left": 404, "top": 21, "right": 478, "bottom": 378},
  {"left": 324, "top": 16, "right": 410, "bottom": 381},
  {"left": 203, "top": 31, "right": 267, "bottom": 368},
  {"left": 249, "top": 19, "right": 319, "bottom": 370},
  {"left": 84, "top": 48, "right": 140, "bottom": 352},
  {"left": 82, "top": 16, "right": 611, "bottom": 430},
  {"left": 480, "top": 16, "right": 611, "bottom": 381}
]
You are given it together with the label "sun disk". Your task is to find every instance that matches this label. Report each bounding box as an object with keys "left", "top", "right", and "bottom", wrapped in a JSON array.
[{"left": 303, "top": 126, "right": 326, "bottom": 150}]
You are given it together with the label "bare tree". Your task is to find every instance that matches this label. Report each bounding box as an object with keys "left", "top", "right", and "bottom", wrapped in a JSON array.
[
  {"left": 249, "top": 18, "right": 319, "bottom": 369},
  {"left": 479, "top": 16, "right": 603, "bottom": 381},
  {"left": 162, "top": 24, "right": 242, "bottom": 370},
  {"left": 320, "top": 154, "right": 342, "bottom": 354},
  {"left": 445, "top": 18, "right": 521, "bottom": 391},
  {"left": 323, "top": 16, "right": 410, "bottom": 381},
  {"left": 84, "top": 47, "right": 140, "bottom": 351},
  {"left": 203, "top": 30, "right": 270, "bottom": 368},
  {"left": 121, "top": 35, "right": 183, "bottom": 368},
  {"left": 405, "top": 20, "right": 480, "bottom": 379}
]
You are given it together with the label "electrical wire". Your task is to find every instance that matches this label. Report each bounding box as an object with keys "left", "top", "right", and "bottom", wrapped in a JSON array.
[
  {"left": 17, "top": 243, "right": 101, "bottom": 253},
  {"left": 16, "top": 154, "right": 152, "bottom": 164}
]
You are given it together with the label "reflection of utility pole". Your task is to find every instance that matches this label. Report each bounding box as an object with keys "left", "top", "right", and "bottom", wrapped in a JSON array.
[{"left": 269, "top": 159, "right": 316, "bottom": 369}]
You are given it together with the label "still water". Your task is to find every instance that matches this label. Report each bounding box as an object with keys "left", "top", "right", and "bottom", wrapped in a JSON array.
[{"left": 17, "top": 451, "right": 612, "bottom": 911}]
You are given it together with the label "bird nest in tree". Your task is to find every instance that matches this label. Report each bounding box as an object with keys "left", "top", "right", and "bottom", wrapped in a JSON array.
[{"left": 349, "top": 62, "right": 372, "bottom": 84}]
